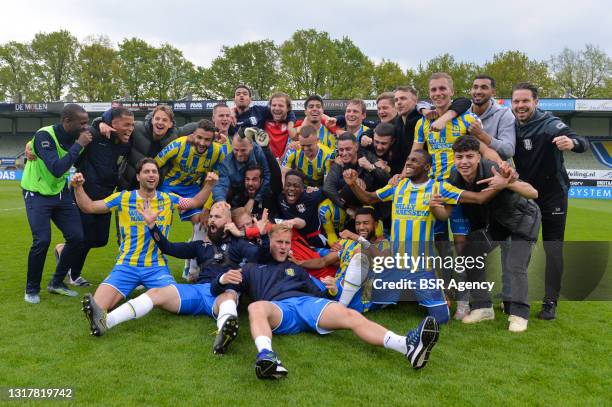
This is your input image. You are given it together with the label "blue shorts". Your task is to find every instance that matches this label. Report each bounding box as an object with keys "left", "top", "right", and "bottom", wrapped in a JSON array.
[
  {"left": 271, "top": 296, "right": 334, "bottom": 335},
  {"left": 434, "top": 204, "right": 470, "bottom": 236},
  {"left": 102, "top": 264, "right": 176, "bottom": 298},
  {"left": 173, "top": 283, "right": 217, "bottom": 317},
  {"left": 159, "top": 183, "right": 201, "bottom": 221}
]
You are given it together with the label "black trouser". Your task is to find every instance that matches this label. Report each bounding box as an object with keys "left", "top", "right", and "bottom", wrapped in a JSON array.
[
  {"left": 70, "top": 210, "right": 112, "bottom": 279},
  {"left": 538, "top": 195, "right": 568, "bottom": 302},
  {"left": 464, "top": 230, "right": 537, "bottom": 320},
  {"left": 23, "top": 189, "right": 84, "bottom": 294}
]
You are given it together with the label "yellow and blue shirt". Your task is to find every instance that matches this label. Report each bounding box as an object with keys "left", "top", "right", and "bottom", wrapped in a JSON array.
[
  {"left": 415, "top": 112, "right": 478, "bottom": 180},
  {"left": 317, "top": 125, "right": 336, "bottom": 151},
  {"left": 335, "top": 238, "right": 390, "bottom": 281},
  {"left": 376, "top": 178, "right": 462, "bottom": 259},
  {"left": 155, "top": 136, "right": 225, "bottom": 194},
  {"left": 282, "top": 144, "right": 334, "bottom": 187},
  {"left": 104, "top": 190, "right": 180, "bottom": 267}
]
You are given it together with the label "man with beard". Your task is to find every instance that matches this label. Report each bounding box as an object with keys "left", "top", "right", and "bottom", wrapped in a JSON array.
[
  {"left": 321, "top": 133, "right": 390, "bottom": 244},
  {"left": 278, "top": 170, "right": 327, "bottom": 248},
  {"left": 290, "top": 207, "right": 390, "bottom": 312},
  {"left": 212, "top": 224, "right": 441, "bottom": 379},
  {"left": 364, "top": 122, "right": 396, "bottom": 174},
  {"left": 511, "top": 82, "right": 588, "bottom": 320},
  {"left": 21, "top": 104, "right": 92, "bottom": 303},
  {"left": 155, "top": 119, "right": 226, "bottom": 278},
  {"left": 54, "top": 107, "right": 134, "bottom": 288},
  {"left": 281, "top": 125, "right": 334, "bottom": 188},
  {"left": 230, "top": 164, "right": 277, "bottom": 219},
  {"left": 82, "top": 201, "right": 269, "bottom": 355},
  {"left": 213, "top": 128, "right": 271, "bottom": 204},
  {"left": 468, "top": 75, "right": 516, "bottom": 160},
  {"left": 73, "top": 158, "right": 216, "bottom": 314}
]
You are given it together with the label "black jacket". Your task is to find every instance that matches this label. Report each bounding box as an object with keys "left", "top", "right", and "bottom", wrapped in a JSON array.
[
  {"left": 75, "top": 121, "right": 131, "bottom": 200},
  {"left": 95, "top": 112, "right": 197, "bottom": 191},
  {"left": 211, "top": 260, "right": 330, "bottom": 301},
  {"left": 514, "top": 109, "right": 587, "bottom": 208},
  {"left": 449, "top": 159, "right": 541, "bottom": 241},
  {"left": 323, "top": 148, "right": 390, "bottom": 209},
  {"left": 149, "top": 224, "right": 269, "bottom": 284}
]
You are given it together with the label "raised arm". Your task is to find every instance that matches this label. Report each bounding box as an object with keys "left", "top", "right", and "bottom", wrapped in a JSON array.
[
  {"left": 71, "top": 173, "right": 110, "bottom": 214},
  {"left": 343, "top": 169, "right": 381, "bottom": 205}
]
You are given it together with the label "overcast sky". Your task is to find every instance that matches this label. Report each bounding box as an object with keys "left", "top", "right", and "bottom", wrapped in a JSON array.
[{"left": 3, "top": 0, "right": 611, "bottom": 70}]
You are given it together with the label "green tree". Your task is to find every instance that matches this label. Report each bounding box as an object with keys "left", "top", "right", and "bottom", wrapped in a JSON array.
[
  {"left": 72, "top": 36, "right": 121, "bottom": 101},
  {"left": 118, "top": 38, "right": 157, "bottom": 100},
  {"left": 0, "top": 41, "right": 39, "bottom": 102},
  {"left": 151, "top": 44, "right": 198, "bottom": 100},
  {"left": 550, "top": 44, "right": 611, "bottom": 98},
  {"left": 279, "top": 29, "right": 337, "bottom": 98},
  {"left": 412, "top": 54, "right": 479, "bottom": 98},
  {"left": 201, "top": 40, "right": 280, "bottom": 99},
  {"left": 326, "top": 37, "right": 373, "bottom": 99},
  {"left": 30, "top": 30, "right": 79, "bottom": 101},
  {"left": 371, "top": 59, "right": 409, "bottom": 96},
  {"left": 482, "top": 51, "right": 556, "bottom": 97}
]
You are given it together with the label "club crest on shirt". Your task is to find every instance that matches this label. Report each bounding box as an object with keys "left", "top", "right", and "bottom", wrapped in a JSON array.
[
  {"left": 285, "top": 268, "right": 295, "bottom": 277},
  {"left": 523, "top": 139, "right": 533, "bottom": 151},
  {"left": 296, "top": 203, "right": 306, "bottom": 213}
]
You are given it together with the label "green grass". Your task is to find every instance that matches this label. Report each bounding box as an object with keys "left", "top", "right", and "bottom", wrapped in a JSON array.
[{"left": 0, "top": 181, "right": 610, "bottom": 406}]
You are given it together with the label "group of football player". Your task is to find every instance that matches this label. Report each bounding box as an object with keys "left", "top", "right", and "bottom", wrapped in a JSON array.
[{"left": 21, "top": 72, "right": 587, "bottom": 379}]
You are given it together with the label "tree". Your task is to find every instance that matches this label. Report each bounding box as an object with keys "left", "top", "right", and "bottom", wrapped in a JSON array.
[
  {"left": 200, "top": 40, "right": 280, "bottom": 99},
  {"left": 118, "top": 38, "right": 157, "bottom": 100},
  {"left": 150, "top": 44, "right": 198, "bottom": 100},
  {"left": 279, "top": 29, "right": 337, "bottom": 98},
  {"left": 326, "top": 37, "right": 374, "bottom": 99},
  {"left": 72, "top": 36, "right": 121, "bottom": 101},
  {"left": 482, "top": 51, "right": 556, "bottom": 97},
  {"left": 30, "top": 30, "right": 79, "bottom": 101},
  {"left": 371, "top": 59, "right": 410, "bottom": 96},
  {"left": 412, "top": 54, "right": 479, "bottom": 99},
  {"left": 0, "top": 41, "right": 39, "bottom": 102},
  {"left": 550, "top": 44, "right": 611, "bottom": 98}
]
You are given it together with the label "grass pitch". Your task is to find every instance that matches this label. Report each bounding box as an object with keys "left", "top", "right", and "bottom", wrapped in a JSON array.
[{"left": 0, "top": 181, "right": 610, "bottom": 406}]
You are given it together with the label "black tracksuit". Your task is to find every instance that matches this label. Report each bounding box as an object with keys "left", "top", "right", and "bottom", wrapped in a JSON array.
[{"left": 514, "top": 109, "right": 588, "bottom": 301}]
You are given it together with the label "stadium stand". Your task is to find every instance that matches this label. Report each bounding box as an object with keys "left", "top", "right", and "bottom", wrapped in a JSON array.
[{"left": 590, "top": 140, "right": 612, "bottom": 168}]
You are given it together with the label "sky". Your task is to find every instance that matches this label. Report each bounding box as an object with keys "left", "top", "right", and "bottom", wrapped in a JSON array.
[{"left": 3, "top": 0, "right": 611, "bottom": 70}]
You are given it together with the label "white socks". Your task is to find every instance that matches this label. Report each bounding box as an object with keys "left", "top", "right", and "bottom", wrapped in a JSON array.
[
  {"left": 383, "top": 331, "right": 407, "bottom": 354},
  {"left": 187, "top": 223, "right": 206, "bottom": 277},
  {"left": 106, "top": 294, "right": 154, "bottom": 329},
  {"left": 339, "top": 253, "right": 368, "bottom": 306},
  {"left": 255, "top": 336, "right": 273, "bottom": 352},
  {"left": 216, "top": 299, "right": 238, "bottom": 330},
  {"left": 192, "top": 223, "right": 206, "bottom": 241}
]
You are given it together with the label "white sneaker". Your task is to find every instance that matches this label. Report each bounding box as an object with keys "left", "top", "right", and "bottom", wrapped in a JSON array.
[
  {"left": 508, "top": 315, "right": 528, "bottom": 332},
  {"left": 24, "top": 293, "right": 40, "bottom": 304},
  {"left": 453, "top": 301, "right": 470, "bottom": 320},
  {"left": 462, "top": 307, "right": 495, "bottom": 324}
]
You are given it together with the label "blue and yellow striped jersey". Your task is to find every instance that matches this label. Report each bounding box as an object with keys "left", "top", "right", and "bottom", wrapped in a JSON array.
[
  {"left": 318, "top": 198, "right": 348, "bottom": 245},
  {"left": 155, "top": 137, "right": 225, "bottom": 188},
  {"left": 318, "top": 125, "right": 336, "bottom": 151},
  {"left": 376, "top": 178, "right": 463, "bottom": 259},
  {"left": 415, "top": 112, "right": 478, "bottom": 180},
  {"left": 104, "top": 190, "right": 180, "bottom": 267},
  {"left": 282, "top": 144, "right": 334, "bottom": 187},
  {"left": 347, "top": 124, "right": 370, "bottom": 143},
  {"left": 335, "top": 238, "right": 390, "bottom": 281}
]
